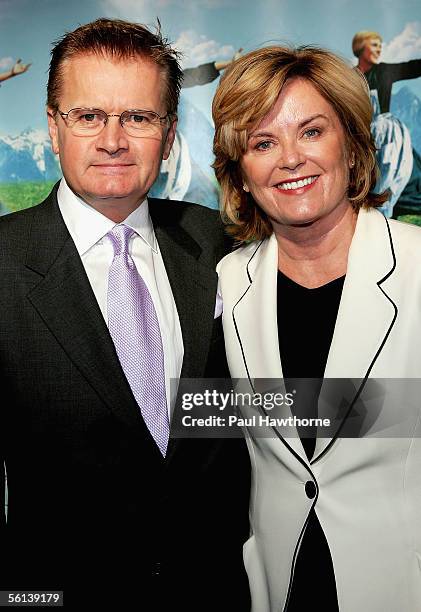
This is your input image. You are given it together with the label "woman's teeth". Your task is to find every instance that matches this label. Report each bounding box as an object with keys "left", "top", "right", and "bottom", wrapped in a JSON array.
[{"left": 277, "top": 176, "right": 318, "bottom": 190}]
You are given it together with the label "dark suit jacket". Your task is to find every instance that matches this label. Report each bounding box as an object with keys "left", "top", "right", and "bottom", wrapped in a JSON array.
[{"left": 0, "top": 186, "right": 251, "bottom": 611}]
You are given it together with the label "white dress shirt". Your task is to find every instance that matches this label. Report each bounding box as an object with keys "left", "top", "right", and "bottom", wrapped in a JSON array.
[{"left": 57, "top": 178, "right": 184, "bottom": 418}]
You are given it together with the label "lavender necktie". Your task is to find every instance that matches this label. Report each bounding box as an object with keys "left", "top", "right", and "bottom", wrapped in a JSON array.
[{"left": 107, "top": 224, "right": 169, "bottom": 456}]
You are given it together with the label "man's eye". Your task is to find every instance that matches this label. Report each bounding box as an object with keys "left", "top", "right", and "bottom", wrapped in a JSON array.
[
  {"left": 80, "top": 114, "right": 97, "bottom": 122},
  {"left": 129, "top": 114, "right": 151, "bottom": 123}
]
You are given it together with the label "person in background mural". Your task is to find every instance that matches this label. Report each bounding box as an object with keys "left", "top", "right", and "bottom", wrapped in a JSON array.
[
  {"left": 150, "top": 49, "right": 242, "bottom": 207},
  {"left": 182, "top": 52, "right": 244, "bottom": 88},
  {"left": 0, "top": 58, "right": 31, "bottom": 84},
  {"left": 353, "top": 30, "right": 421, "bottom": 217}
]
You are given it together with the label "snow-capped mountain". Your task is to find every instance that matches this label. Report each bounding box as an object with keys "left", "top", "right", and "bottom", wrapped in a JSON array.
[
  {"left": 0, "top": 128, "right": 61, "bottom": 182},
  {"left": 391, "top": 87, "right": 421, "bottom": 154}
]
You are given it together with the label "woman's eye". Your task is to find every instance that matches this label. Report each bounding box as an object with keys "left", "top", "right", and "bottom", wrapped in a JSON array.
[
  {"left": 303, "top": 128, "right": 320, "bottom": 138},
  {"left": 254, "top": 140, "right": 273, "bottom": 151}
]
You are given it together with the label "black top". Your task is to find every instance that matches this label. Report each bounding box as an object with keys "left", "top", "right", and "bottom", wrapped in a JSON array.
[
  {"left": 277, "top": 270, "right": 345, "bottom": 612},
  {"left": 277, "top": 270, "right": 345, "bottom": 378},
  {"left": 363, "top": 60, "right": 421, "bottom": 114},
  {"left": 277, "top": 270, "right": 345, "bottom": 457}
]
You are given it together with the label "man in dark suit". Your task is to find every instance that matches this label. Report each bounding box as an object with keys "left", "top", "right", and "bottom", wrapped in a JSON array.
[{"left": 0, "top": 18, "right": 250, "bottom": 610}]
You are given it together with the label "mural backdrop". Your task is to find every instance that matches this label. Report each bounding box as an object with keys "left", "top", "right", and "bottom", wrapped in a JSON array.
[{"left": 0, "top": 0, "right": 420, "bottom": 223}]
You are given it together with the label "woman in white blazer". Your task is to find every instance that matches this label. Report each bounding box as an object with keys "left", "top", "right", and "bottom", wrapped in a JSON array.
[{"left": 212, "top": 46, "right": 421, "bottom": 612}]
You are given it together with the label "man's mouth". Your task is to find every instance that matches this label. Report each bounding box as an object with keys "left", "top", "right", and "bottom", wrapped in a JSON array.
[
  {"left": 275, "top": 175, "right": 319, "bottom": 192},
  {"left": 91, "top": 163, "right": 135, "bottom": 174},
  {"left": 92, "top": 163, "right": 134, "bottom": 167}
]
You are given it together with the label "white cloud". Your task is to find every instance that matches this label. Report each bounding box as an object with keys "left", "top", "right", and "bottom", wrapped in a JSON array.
[
  {"left": 381, "top": 22, "right": 421, "bottom": 62},
  {"left": 174, "top": 30, "right": 235, "bottom": 67},
  {"left": 100, "top": 0, "right": 231, "bottom": 17},
  {"left": 98, "top": 0, "right": 236, "bottom": 67},
  {"left": 0, "top": 56, "right": 13, "bottom": 70}
]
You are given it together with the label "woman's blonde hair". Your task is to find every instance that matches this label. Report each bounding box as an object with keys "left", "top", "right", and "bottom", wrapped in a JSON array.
[
  {"left": 352, "top": 31, "right": 382, "bottom": 58},
  {"left": 212, "top": 45, "right": 388, "bottom": 242}
]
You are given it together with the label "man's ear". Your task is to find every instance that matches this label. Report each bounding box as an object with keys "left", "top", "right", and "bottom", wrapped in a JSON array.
[
  {"left": 47, "top": 107, "right": 60, "bottom": 155},
  {"left": 162, "top": 117, "right": 177, "bottom": 160}
]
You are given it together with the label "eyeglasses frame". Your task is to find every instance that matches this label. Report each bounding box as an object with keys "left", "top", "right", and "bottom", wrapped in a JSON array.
[{"left": 51, "top": 107, "right": 173, "bottom": 136}]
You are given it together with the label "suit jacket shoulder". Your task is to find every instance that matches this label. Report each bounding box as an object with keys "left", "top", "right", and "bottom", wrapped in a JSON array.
[
  {"left": 148, "top": 197, "right": 232, "bottom": 265},
  {"left": 0, "top": 186, "right": 70, "bottom": 276}
]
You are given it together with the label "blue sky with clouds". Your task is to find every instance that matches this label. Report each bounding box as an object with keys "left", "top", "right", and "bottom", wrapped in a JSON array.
[{"left": 0, "top": 0, "right": 420, "bottom": 135}]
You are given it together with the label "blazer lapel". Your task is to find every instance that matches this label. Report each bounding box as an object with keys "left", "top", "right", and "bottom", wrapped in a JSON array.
[
  {"left": 232, "top": 234, "right": 307, "bottom": 461},
  {"left": 232, "top": 235, "right": 282, "bottom": 379},
  {"left": 313, "top": 209, "right": 398, "bottom": 461},
  {"left": 231, "top": 209, "right": 398, "bottom": 465},
  {"left": 24, "top": 193, "right": 157, "bottom": 446}
]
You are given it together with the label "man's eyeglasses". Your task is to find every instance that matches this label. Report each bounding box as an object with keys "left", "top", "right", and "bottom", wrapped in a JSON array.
[{"left": 54, "top": 108, "right": 171, "bottom": 137}]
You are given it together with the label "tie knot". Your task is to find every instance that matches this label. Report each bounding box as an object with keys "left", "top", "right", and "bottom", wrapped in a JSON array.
[{"left": 108, "top": 224, "right": 135, "bottom": 256}]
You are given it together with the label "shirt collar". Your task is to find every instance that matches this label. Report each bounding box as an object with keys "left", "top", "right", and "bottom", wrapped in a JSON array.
[{"left": 57, "top": 178, "right": 158, "bottom": 255}]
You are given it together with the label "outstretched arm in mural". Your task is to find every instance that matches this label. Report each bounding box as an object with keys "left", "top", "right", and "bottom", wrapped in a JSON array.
[
  {"left": 353, "top": 31, "right": 421, "bottom": 113},
  {"left": 0, "top": 58, "right": 31, "bottom": 84},
  {"left": 352, "top": 30, "right": 421, "bottom": 217},
  {"left": 152, "top": 48, "right": 243, "bottom": 206},
  {"left": 181, "top": 48, "right": 243, "bottom": 88}
]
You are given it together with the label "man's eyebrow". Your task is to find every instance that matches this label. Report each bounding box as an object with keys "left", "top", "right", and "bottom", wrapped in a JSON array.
[{"left": 248, "top": 113, "right": 330, "bottom": 139}]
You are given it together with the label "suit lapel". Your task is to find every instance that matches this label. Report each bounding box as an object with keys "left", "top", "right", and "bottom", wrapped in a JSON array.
[
  {"left": 148, "top": 199, "right": 218, "bottom": 379},
  {"left": 233, "top": 235, "right": 282, "bottom": 380},
  {"left": 313, "top": 209, "right": 398, "bottom": 461},
  {"left": 231, "top": 210, "right": 398, "bottom": 465},
  {"left": 25, "top": 192, "right": 159, "bottom": 450},
  {"left": 148, "top": 199, "right": 220, "bottom": 461},
  {"left": 232, "top": 234, "right": 307, "bottom": 461}
]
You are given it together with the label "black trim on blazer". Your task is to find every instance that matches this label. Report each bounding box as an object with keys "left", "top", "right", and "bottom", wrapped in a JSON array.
[
  {"left": 283, "top": 487, "right": 319, "bottom": 612},
  {"left": 232, "top": 285, "right": 254, "bottom": 386},
  {"left": 232, "top": 238, "right": 318, "bottom": 475},
  {"left": 232, "top": 240, "right": 320, "bottom": 612},
  {"left": 246, "top": 239, "right": 264, "bottom": 283},
  {"left": 311, "top": 214, "right": 397, "bottom": 464},
  {"left": 232, "top": 240, "right": 264, "bottom": 387}
]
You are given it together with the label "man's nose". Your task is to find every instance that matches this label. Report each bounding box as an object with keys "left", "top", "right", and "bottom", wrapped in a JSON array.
[{"left": 95, "top": 116, "right": 129, "bottom": 154}]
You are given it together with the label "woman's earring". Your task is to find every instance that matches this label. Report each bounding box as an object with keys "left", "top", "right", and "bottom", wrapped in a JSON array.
[{"left": 243, "top": 184, "right": 249, "bottom": 192}]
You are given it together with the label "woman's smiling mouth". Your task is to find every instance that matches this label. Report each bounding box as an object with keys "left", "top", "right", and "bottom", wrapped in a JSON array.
[{"left": 275, "top": 175, "right": 319, "bottom": 194}]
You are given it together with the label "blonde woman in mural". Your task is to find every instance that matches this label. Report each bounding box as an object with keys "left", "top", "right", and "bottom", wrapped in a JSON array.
[{"left": 353, "top": 30, "right": 421, "bottom": 217}]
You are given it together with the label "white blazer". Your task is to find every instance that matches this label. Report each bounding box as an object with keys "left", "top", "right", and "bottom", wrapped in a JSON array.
[{"left": 217, "top": 208, "right": 421, "bottom": 612}]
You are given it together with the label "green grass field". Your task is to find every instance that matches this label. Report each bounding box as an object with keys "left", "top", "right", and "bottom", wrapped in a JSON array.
[
  {"left": 1, "top": 181, "right": 421, "bottom": 227},
  {"left": 0, "top": 181, "right": 57, "bottom": 213},
  {"left": 397, "top": 214, "right": 421, "bottom": 227}
]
